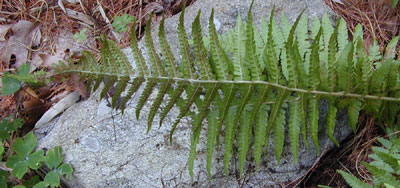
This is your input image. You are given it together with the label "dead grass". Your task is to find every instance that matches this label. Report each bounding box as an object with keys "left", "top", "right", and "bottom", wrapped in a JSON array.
[{"left": 324, "top": 0, "right": 400, "bottom": 55}]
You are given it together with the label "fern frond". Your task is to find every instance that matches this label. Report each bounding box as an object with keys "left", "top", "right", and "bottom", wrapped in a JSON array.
[
  {"left": 309, "top": 97, "right": 320, "bottom": 155},
  {"left": 297, "top": 14, "right": 311, "bottom": 62},
  {"left": 159, "top": 81, "right": 185, "bottom": 127},
  {"left": 348, "top": 99, "right": 362, "bottom": 133},
  {"left": 356, "top": 39, "right": 372, "bottom": 95},
  {"left": 337, "top": 170, "right": 373, "bottom": 188},
  {"left": 336, "top": 18, "right": 348, "bottom": 53},
  {"left": 385, "top": 36, "right": 399, "bottom": 59},
  {"left": 170, "top": 84, "right": 202, "bottom": 142},
  {"left": 264, "top": 7, "right": 280, "bottom": 84},
  {"left": 159, "top": 15, "right": 180, "bottom": 78},
  {"left": 245, "top": 1, "right": 263, "bottom": 81},
  {"left": 147, "top": 80, "right": 171, "bottom": 132},
  {"left": 192, "top": 10, "right": 214, "bottom": 80},
  {"left": 253, "top": 103, "right": 269, "bottom": 168},
  {"left": 266, "top": 89, "right": 288, "bottom": 157},
  {"left": 206, "top": 109, "right": 218, "bottom": 179},
  {"left": 55, "top": 5, "right": 400, "bottom": 179},
  {"left": 223, "top": 106, "right": 237, "bottom": 175},
  {"left": 135, "top": 80, "right": 157, "bottom": 119},
  {"left": 216, "top": 84, "right": 236, "bottom": 145},
  {"left": 286, "top": 9, "right": 305, "bottom": 88},
  {"left": 300, "top": 93, "right": 309, "bottom": 148},
  {"left": 363, "top": 162, "right": 400, "bottom": 186},
  {"left": 274, "top": 104, "right": 286, "bottom": 164},
  {"left": 327, "top": 99, "right": 339, "bottom": 146},
  {"left": 209, "top": 9, "right": 231, "bottom": 81},
  {"left": 232, "top": 15, "right": 250, "bottom": 81},
  {"left": 130, "top": 17, "right": 149, "bottom": 77},
  {"left": 178, "top": 5, "right": 196, "bottom": 79},
  {"left": 120, "top": 78, "right": 145, "bottom": 114},
  {"left": 145, "top": 14, "right": 166, "bottom": 77},
  {"left": 238, "top": 104, "right": 252, "bottom": 176},
  {"left": 112, "top": 77, "right": 129, "bottom": 108},
  {"left": 338, "top": 42, "right": 354, "bottom": 92},
  {"left": 289, "top": 99, "right": 302, "bottom": 164}
]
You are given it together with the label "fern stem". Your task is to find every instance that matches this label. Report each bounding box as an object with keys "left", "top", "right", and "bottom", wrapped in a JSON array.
[{"left": 54, "top": 71, "right": 400, "bottom": 102}]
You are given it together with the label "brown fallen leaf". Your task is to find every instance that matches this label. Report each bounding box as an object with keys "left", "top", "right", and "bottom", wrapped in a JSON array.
[{"left": 0, "top": 20, "right": 41, "bottom": 69}]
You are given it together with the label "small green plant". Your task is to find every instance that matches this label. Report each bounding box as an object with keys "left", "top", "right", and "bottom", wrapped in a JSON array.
[
  {"left": 0, "top": 117, "right": 73, "bottom": 188},
  {"left": 73, "top": 28, "right": 88, "bottom": 43},
  {"left": 1, "top": 63, "right": 46, "bottom": 96},
  {"left": 393, "top": 0, "right": 399, "bottom": 8},
  {"left": 332, "top": 137, "right": 400, "bottom": 188},
  {"left": 112, "top": 14, "right": 135, "bottom": 33}
]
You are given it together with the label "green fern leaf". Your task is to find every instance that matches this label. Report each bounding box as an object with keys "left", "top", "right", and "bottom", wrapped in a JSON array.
[
  {"left": 192, "top": 10, "right": 214, "bottom": 80},
  {"left": 363, "top": 162, "right": 400, "bottom": 186},
  {"left": 310, "top": 27, "right": 322, "bottom": 90},
  {"left": 145, "top": 14, "right": 165, "bottom": 77},
  {"left": 321, "top": 13, "right": 334, "bottom": 53},
  {"left": 348, "top": 99, "right": 362, "bottom": 133},
  {"left": 353, "top": 24, "right": 363, "bottom": 44},
  {"left": 336, "top": 18, "right": 348, "bottom": 53},
  {"left": 188, "top": 113, "right": 202, "bottom": 179},
  {"left": 232, "top": 15, "right": 250, "bottom": 81},
  {"left": 253, "top": 103, "right": 269, "bottom": 168},
  {"left": 120, "top": 78, "right": 145, "bottom": 114},
  {"left": 99, "top": 76, "right": 117, "bottom": 99},
  {"left": 189, "top": 84, "right": 219, "bottom": 178},
  {"left": 289, "top": 99, "right": 302, "bottom": 164},
  {"left": 373, "top": 151, "right": 400, "bottom": 172},
  {"left": 170, "top": 84, "right": 202, "bottom": 142},
  {"left": 206, "top": 109, "right": 218, "bottom": 179},
  {"left": 300, "top": 93, "right": 310, "bottom": 148},
  {"left": 337, "top": 170, "right": 373, "bottom": 188},
  {"left": 111, "top": 77, "right": 129, "bottom": 109},
  {"left": 297, "top": 14, "right": 311, "bottom": 62},
  {"left": 135, "top": 80, "right": 157, "bottom": 119},
  {"left": 216, "top": 84, "right": 236, "bottom": 145},
  {"left": 311, "top": 17, "right": 321, "bottom": 41},
  {"left": 274, "top": 104, "right": 286, "bottom": 164},
  {"left": 327, "top": 99, "right": 339, "bottom": 146},
  {"left": 309, "top": 97, "right": 320, "bottom": 155},
  {"left": 245, "top": 1, "right": 263, "bottom": 81},
  {"left": 178, "top": 5, "right": 197, "bottom": 79},
  {"left": 159, "top": 15, "right": 180, "bottom": 78},
  {"left": 337, "top": 42, "right": 354, "bottom": 92},
  {"left": 209, "top": 9, "right": 231, "bottom": 81},
  {"left": 356, "top": 39, "right": 372, "bottom": 95},
  {"left": 280, "top": 13, "right": 290, "bottom": 40},
  {"left": 233, "top": 85, "right": 254, "bottom": 142},
  {"left": 147, "top": 80, "right": 171, "bottom": 132},
  {"left": 385, "top": 36, "right": 399, "bottom": 59},
  {"left": 266, "top": 89, "right": 288, "bottom": 155},
  {"left": 238, "top": 104, "right": 252, "bottom": 176},
  {"left": 286, "top": 9, "right": 305, "bottom": 88},
  {"left": 130, "top": 17, "right": 149, "bottom": 77},
  {"left": 328, "top": 21, "right": 338, "bottom": 92},
  {"left": 159, "top": 81, "right": 185, "bottom": 127},
  {"left": 369, "top": 39, "right": 381, "bottom": 63},
  {"left": 264, "top": 8, "right": 280, "bottom": 84},
  {"left": 223, "top": 106, "right": 237, "bottom": 175}
]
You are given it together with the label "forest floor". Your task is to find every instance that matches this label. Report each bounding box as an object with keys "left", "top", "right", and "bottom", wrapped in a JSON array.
[{"left": 0, "top": 0, "right": 399, "bottom": 187}]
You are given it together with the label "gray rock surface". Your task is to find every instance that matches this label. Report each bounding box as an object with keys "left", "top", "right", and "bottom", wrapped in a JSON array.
[{"left": 35, "top": 0, "right": 351, "bottom": 187}]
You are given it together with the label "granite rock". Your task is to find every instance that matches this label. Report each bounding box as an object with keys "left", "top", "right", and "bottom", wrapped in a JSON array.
[{"left": 35, "top": 0, "right": 350, "bottom": 187}]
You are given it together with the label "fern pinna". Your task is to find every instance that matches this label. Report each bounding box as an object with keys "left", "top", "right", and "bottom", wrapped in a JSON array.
[{"left": 54, "top": 3, "right": 400, "bottom": 179}]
